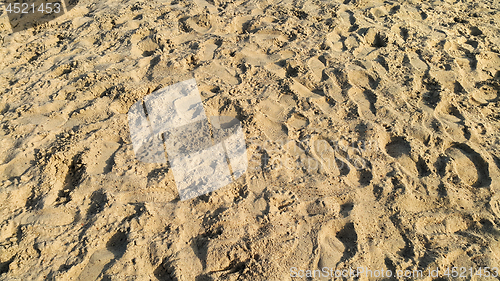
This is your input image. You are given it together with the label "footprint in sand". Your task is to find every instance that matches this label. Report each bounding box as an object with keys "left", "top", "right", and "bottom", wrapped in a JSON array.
[
  {"left": 317, "top": 221, "right": 346, "bottom": 269},
  {"left": 309, "top": 136, "right": 340, "bottom": 177},
  {"left": 182, "top": 12, "right": 217, "bottom": 34},
  {"left": 254, "top": 113, "right": 288, "bottom": 142},
  {"left": 307, "top": 56, "right": 326, "bottom": 82},
  {"left": 21, "top": 206, "right": 76, "bottom": 227},
  {"left": 445, "top": 144, "right": 491, "bottom": 187},
  {"left": 154, "top": 247, "right": 203, "bottom": 281},
  {"left": 347, "top": 87, "right": 377, "bottom": 119},
  {"left": 257, "top": 99, "right": 288, "bottom": 123},
  {"left": 286, "top": 113, "right": 309, "bottom": 133},
  {"left": 283, "top": 140, "right": 317, "bottom": 173},
  {"left": 491, "top": 194, "right": 500, "bottom": 220},
  {"left": 198, "top": 39, "right": 219, "bottom": 62},
  {"left": 77, "top": 231, "right": 127, "bottom": 281},
  {"left": 472, "top": 79, "right": 500, "bottom": 105},
  {"left": 385, "top": 136, "right": 418, "bottom": 176},
  {"left": 415, "top": 212, "right": 468, "bottom": 236}
]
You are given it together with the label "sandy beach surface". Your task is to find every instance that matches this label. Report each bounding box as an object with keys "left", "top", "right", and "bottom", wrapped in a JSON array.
[{"left": 0, "top": 0, "right": 499, "bottom": 280}]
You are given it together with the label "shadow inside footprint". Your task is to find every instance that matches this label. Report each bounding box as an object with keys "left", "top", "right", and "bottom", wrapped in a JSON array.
[
  {"left": 154, "top": 258, "right": 176, "bottom": 281},
  {"left": 422, "top": 75, "right": 442, "bottom": 108},
  {"left": 106, "top": 231, "right": 127, "bottom": 258},
  {"left": 385, "top": 137, "right": 411, "bottom": 158},
  {"left": 77, "top": 231, "right": 128, "bottom": 281},
  {"left": 336, "top": 222, "right": 358, "bottom": 262}
]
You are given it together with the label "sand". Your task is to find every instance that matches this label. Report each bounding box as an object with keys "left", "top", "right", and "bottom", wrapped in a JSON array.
[{"left": 0, "top": 0, "right": 499, "bottom": 280}]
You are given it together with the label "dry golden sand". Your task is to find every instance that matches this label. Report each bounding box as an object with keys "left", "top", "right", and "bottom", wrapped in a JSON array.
[{"left": 0, "top": 0, "right": 500, "bottom": 280}]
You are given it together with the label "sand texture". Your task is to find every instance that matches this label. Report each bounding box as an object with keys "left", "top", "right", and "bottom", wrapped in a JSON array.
[{"left": 0, "top": 0, "right": 500, "bottom": 280}]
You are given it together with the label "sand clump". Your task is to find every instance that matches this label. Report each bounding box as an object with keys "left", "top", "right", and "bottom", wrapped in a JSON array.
[{"left": 0, "top": 0, "right": 499, "bottom": 280}]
